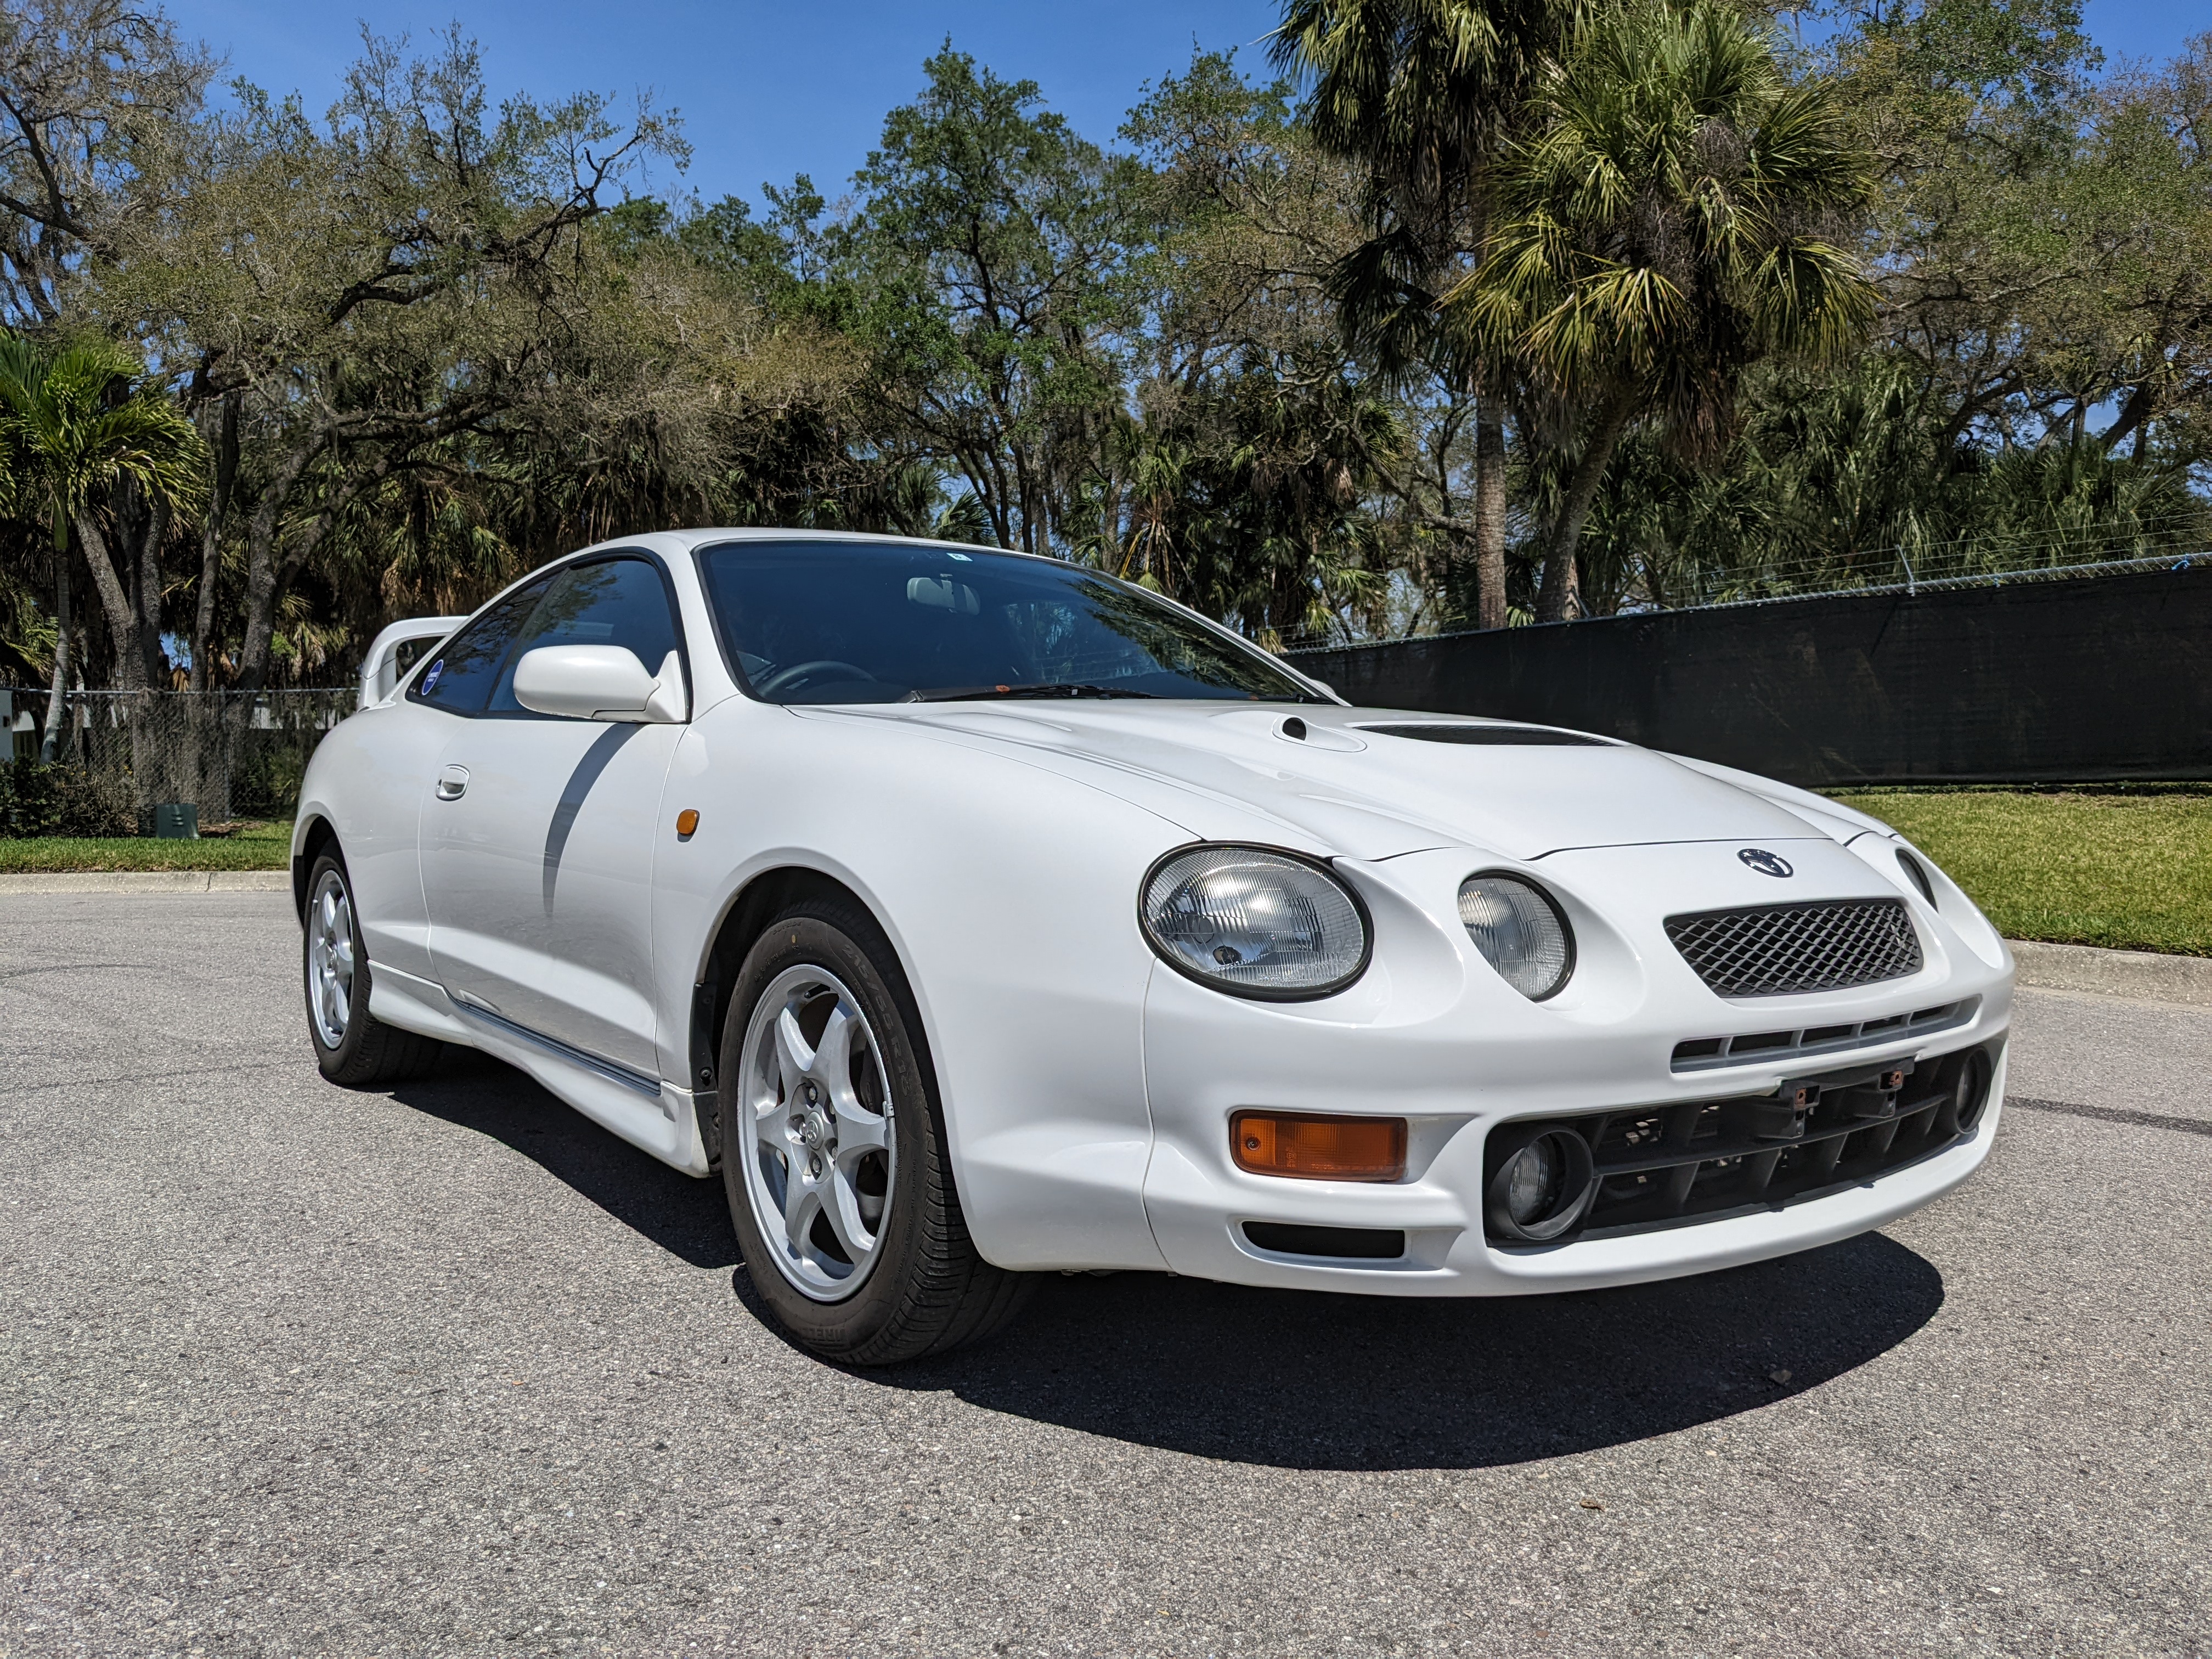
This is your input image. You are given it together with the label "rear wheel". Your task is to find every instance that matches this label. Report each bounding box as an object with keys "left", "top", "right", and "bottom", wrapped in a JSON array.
[
  {"left": 303, "top": 851, "right": 444, "bottom": 1086},
  {"left": 720, "top": 900, "right": 1030, "bottom": 1363}
]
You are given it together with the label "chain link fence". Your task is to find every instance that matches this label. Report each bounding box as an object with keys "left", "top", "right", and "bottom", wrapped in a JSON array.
[{"left": 2, "top": 688, "right": 356, "bottom": 837}]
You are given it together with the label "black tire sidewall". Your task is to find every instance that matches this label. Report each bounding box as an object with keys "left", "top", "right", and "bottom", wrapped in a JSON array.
[
  {"left": 303, "top": 852, "right": 374, "bottom": 1081},
  {"left": 719, "top": 905, "right": 949, "bottom": 1357}
]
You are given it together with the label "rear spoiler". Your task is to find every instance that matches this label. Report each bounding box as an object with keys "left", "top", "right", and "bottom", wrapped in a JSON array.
[{"left": 358, "top": 616, "right": 466, "bottom": 708}]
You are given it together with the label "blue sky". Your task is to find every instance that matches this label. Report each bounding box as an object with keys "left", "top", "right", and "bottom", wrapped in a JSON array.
[{"left": 163, "top": 0, "right": 2202, "bottom": 210}]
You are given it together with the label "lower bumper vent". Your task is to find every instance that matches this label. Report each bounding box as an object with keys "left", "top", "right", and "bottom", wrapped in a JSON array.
[
  {"left": 1485, "top": 1040, "right": 1999, "bottom": 1246},
  {"left": 1243, "top": 1222, "right": 1406, "bottom": 1260},
  {"left": 1671, "top": 997, "right": 1979, "bottom": 1071}
]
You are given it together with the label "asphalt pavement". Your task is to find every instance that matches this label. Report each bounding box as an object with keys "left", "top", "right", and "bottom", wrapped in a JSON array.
[{"left": 1, "top": 890, "right": 2205, "bottom": 1658}]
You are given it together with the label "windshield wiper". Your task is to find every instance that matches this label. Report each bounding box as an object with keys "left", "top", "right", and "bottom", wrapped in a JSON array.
[{"left": 907, "top": 682, "right": 1159, "bottom": 702}]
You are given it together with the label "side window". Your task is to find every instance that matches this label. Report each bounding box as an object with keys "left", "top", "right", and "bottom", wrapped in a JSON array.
[
  {"left": 486, "top": 557, "right": 683, "bottom": 715},
  {"left": 407, "top": 575, "right": 554, "bottom": 715}
]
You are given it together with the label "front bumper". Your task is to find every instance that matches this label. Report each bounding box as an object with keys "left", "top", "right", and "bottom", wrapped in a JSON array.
[{"left": 1137, "top": 843, "right": 2014, "bottom": 1296}]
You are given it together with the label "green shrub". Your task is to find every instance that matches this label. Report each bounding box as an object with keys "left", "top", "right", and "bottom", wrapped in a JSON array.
[{"left": 0, "top": 759, "right": 139, "bottom": 838}]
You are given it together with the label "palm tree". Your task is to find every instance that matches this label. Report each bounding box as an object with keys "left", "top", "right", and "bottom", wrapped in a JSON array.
[
  {"left": 1448, "top": 0, "right": 1878, "bottom": 620},
  {"left": 0, "top": 333, "right": 202, "bottom": 759},
  {"left": 1272, "top": 0, "right": 1585, "bottom": 629}
]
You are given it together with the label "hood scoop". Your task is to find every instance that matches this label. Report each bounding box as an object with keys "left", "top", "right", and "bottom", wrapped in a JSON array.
[{"left": 1359, "top": 723, "right": 1612, "bottom": 747}]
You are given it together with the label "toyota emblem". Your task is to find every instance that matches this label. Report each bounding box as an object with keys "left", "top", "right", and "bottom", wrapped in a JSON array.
[{"left": 1737, "top": 848, "right": 1794, "bottom": 878}]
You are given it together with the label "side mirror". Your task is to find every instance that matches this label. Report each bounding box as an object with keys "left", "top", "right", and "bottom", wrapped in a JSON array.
[{"left": 513, "top": 646, "right": 687, "bottom": 724}]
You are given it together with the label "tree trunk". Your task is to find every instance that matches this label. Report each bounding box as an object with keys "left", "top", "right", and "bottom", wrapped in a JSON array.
[
  {"left": 234, "top": 435, "right": 325, "bottom": 693},
  {"left": 1474, "top": 403, "right": 1508, "bottom": 630},
  {"left": 39, "top": 550, "right": 70, "bottom": 763},
  {"left": 129, "top": 486, "right": 170, "bottom": 691},
  {"left": 75, "top": 514, "right": 149, "bottom": 694},
  {"left": 1536, "top": 386, "right": 1638, "bottom": 625},
  {"left": 76, "top": 512, "right": 166, "bottom": 814},
  {"left": 187, "top": 394, "right": 240, "bottom": 820}
]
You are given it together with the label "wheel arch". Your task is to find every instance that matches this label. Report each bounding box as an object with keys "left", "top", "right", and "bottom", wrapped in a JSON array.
[
  {"left": 689, "top": 864, "right": 923, "bottom": 1163},
  {"left": 292, "top": 814, "right": 339, "bottom": 922}
]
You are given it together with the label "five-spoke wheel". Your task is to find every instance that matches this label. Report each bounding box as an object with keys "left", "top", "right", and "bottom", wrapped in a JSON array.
[
  {"left": 736, "top": 964, "right": 896, "bottom": 1300},
  {"left": 718, "top": 901, "right": 1031, "bottom": 1362},
  {"left": 299, "top": 848, "right": 444, "bottom": 1086},
  {"left": 307, "top": 866, "right": 357, "bottom": 1051}
]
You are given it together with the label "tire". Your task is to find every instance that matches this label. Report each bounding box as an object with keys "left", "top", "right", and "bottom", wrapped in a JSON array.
[
  {"left": 719, "top": 899, "right": 1031, "bottom": 1364},
  {"left": 302, "top": 851, "right": 445, "bottom": 1087}
]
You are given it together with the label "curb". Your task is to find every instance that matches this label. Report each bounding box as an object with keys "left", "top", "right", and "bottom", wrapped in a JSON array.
[
  {"left": 0, "top": 870, "right": 291, "bottom": 895},
  {"left": 2007, "top": 939, "right": 2212, "bottom": 1008}
]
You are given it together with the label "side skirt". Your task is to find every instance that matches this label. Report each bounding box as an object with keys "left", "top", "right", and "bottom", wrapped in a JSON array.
[{"left": 366, "top": 961, "right": 712, "bottom": 1177}]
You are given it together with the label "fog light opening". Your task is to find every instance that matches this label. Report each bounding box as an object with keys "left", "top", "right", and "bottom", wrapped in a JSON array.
[
  {"left": 1950, "top": 1049, "right": 1993, "bottom": 1133},
  {"left": 1486, "top": 1126, "right": 1596, "bottom": 1242}
]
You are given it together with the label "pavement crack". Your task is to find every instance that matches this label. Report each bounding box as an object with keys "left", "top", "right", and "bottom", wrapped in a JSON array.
[
  {"left": 2006, "top": 1094, "right": 2212, "bottom": 1139},
  {"left": 0, "top": 1057, "right": 299, "bottom": 1098}
]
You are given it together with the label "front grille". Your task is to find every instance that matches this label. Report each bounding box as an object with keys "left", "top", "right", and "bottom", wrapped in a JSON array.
[
  {"left": 1485, "top": 1042, "right": 1997, "bottom": 1245},
  {"left": 1666, "top": 898, "right": 1922, "bottom": 997}
]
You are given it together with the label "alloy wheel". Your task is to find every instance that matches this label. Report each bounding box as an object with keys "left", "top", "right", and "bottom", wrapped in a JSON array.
[
  {"left": 307, "top": 868, "right": 356, "bottom": 1050},
  {"left": 737, "top": 964, "right": 897, "bottom": 1301}
]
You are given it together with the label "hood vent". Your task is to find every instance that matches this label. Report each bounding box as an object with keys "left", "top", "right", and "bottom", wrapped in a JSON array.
[{"left": 1359, "top": 723, "right": 1611, "bottom": 747}]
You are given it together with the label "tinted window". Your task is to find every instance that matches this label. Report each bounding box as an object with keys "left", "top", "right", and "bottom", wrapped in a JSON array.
[
  {"left": 694, "top": 540, "right": 1320, "bottom": 704},
  {"left": 487, "top": 557, "right": 682, "bottom": 715},
  {"left": 407, "top": 575, "right": 554, "bottom": 715}
]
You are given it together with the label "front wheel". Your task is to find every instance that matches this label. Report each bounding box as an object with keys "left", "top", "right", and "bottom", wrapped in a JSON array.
[
  {"left": 302, "top": 851, "right": 444, "bottom": 1087},
  {"left": 720, "top": 901, "right": 1030, "bottom": 1363}
]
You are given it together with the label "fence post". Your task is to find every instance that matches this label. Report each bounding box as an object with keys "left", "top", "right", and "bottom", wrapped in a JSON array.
[{"left": 1899, "top": 545, "right": 1918, "bottom": 595}]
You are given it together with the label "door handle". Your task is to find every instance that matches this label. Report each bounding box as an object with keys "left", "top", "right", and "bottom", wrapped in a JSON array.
[{"left": 435, "top": 764, "right": 470, "bottom": 802}]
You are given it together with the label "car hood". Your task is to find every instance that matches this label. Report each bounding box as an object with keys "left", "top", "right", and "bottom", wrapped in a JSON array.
[{"left": 803, "top": 701, "right": 1832, "bottom": 861}]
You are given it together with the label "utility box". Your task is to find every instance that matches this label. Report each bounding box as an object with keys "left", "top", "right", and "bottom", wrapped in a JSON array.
[{"left": 144, "top": 802, "right": 199, "bottom": 839}]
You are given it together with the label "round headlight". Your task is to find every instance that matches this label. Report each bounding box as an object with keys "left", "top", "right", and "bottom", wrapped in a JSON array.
[
  {"left": 1141, "top": 845, "right": 1370, "bottom": 1000},
  {"left": 1458, "top": 873, "right": 1574, "bottom": 1000}
]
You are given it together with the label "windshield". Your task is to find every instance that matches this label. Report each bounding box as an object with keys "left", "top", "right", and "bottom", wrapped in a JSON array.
[{"left": 694, "top": 539, "right": 1326, "bottom": 705}]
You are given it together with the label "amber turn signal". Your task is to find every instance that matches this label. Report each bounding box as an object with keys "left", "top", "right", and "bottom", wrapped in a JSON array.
[
  {"left": 1231, "top": 1111, "right": 1407, "bottom": 1182},
  {"left": 675, "top": 809, "right": 699, "bottom": 838}
]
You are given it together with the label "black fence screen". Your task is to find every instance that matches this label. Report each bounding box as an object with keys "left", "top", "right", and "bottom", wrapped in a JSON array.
[{"left": 1289, "top": 564, "right": 2212, "bottom": 787}]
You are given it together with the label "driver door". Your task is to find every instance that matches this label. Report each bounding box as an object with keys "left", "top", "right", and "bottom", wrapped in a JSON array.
[{"left": 421, "top": 554, "right": 688, "bottom": 1080}]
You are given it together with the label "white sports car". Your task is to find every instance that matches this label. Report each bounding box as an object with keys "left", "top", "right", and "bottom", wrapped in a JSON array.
[{"left": 295, "top": 529, "right": 2013, "bottom": 1363}]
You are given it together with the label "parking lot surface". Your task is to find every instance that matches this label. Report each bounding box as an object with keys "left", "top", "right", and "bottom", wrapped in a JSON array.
[{"left": 2, "top": 890, "right": 2206, "bottom": 1658}]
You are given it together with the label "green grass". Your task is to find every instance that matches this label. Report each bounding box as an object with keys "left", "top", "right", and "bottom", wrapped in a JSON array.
[
  {"left": 1833, "top": 788, "right": 2212, "bottom": 957},
  {"left": 0, "top": 819, "right": 292, "bottom": 873}
]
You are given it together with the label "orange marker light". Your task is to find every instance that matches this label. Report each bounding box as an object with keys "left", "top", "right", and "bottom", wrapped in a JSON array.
[
  {"left": 1231, "top": 1111, "right": 1407, "bottom": 1182},
  {"left": 675, "top": 809, "right": 699, "bottom": 838}
]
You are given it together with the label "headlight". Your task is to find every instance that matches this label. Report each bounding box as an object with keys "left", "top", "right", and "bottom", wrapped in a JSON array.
[
  {"left": 1458, "top": 873, "right": 1575, "bottom": 1000},
  {"left": 1141, "top": 845, "right": 1370, "bottom": 1000}
]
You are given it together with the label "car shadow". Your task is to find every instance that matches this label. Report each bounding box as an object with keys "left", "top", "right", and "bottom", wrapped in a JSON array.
[
  {"left": 842, "top": 1234, "right": 1944, "bottom": 1470},
  {"left": 383, "top": 1057, "right": 1943, "bottom": 1470},
  {"left": 386, "top": 1053, "right": 739, "bottom": 1272}
]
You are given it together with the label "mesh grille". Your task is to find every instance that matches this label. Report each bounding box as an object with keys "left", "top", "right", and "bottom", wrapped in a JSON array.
[{"left": 1665, "top": 899, "right": 1922, "bottom": 997}]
